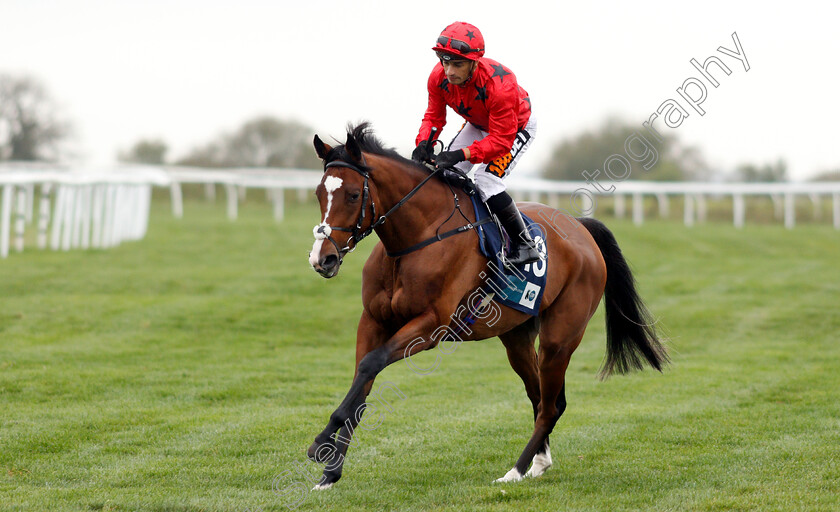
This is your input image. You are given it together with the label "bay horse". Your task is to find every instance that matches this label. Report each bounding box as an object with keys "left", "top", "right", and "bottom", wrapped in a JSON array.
[{"left": 306, "top": 123, "right": 668, "bottom": 488}]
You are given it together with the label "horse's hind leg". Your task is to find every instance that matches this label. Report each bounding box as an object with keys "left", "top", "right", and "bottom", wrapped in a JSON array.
[
  {"left": 500, "top": 318, "right": 541, "bottom": 418},
  {"left": 495, "top": 333, "right": 579, "bottom": 482},
  {"left": 499, "top": 318, "right": 553, "bottom": 476},
  {"left": 496, "top": 291, "right": 595, "bottom": 482}
]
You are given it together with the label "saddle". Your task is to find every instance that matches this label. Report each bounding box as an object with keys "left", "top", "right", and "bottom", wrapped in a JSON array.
[{"left": 438, "top": 166, "right": 477, "bottom": 196}]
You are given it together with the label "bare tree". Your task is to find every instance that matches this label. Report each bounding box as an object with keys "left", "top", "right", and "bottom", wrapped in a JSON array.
[
  {"left": 175, "top": 140, "right": 227, "bottom": 168},
  {"left": 0, "top": 73, "right": 69, "bottom": 161},
  {"left": 175, "top": 116, "right": 321, "bottom": 169},
  {"left": 224, "top": 117, "right": 320, "bottom": 168},
  {"left": 118, "top": 139, "right": 168, "bottom": 165},
  {"left": 810, "top": 169, "right": 840, "bottom": 181},
  {"left": 541, "top": 117, "right": 710, "bottom": 181},
  {"left": 733, "top": 159, "right": 788, "bottom": 182}
]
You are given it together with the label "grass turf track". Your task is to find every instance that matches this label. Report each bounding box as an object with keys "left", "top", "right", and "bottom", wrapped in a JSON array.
[{"left": 1, "top": 198, "right": 838, "bottom": 511}]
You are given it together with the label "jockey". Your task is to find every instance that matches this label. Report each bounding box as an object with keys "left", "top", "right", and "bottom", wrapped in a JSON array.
[{"left": 413, "top": 21, "right": 540, "bottom": 265}]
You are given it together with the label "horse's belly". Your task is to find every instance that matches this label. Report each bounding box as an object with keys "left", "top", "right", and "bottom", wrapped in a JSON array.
[{"left": 447, "top": 297, "right": 532, "bottom": 342}]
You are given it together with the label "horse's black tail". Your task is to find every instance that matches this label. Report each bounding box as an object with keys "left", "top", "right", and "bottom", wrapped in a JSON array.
[{"left": 578, "top": 217, "right": 669, "bottom": 379}]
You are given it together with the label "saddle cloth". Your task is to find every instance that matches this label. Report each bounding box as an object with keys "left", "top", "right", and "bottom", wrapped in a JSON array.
[{"left": 470, "top": 196, "right": 548, "bottom": 316}]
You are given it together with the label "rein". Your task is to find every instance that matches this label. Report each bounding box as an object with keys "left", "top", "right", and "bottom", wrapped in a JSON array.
[
  {"left": 385, "top": 216, "right": 492, "bottom": 258},
  {"left": 319, "top": 157, "right": 487, "bottom": 260}
]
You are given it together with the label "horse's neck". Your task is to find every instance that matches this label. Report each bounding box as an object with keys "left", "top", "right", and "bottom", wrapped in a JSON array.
[{"left": 368, "top": 154, "right": 455, "bottom": 250}]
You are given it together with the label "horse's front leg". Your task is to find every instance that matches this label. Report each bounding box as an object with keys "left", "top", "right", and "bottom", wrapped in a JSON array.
[
  {"left": 306, "top": 351, "right": 385, "bottom": 464},
  {"left": 307, "top": 310, "right": 439, "bottom": 483}
]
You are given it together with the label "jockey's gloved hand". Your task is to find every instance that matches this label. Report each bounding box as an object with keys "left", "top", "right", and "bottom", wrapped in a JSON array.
[
  {"left": 411, "top": 140, "right": 434, "bottom": 163},
  {"left": 435, "top": 149, "right": 466, "bottom": 169}
]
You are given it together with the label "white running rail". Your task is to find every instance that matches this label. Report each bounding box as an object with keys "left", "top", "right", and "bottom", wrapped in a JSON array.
[{"left": 2, "top": 164, "right": 838, "bottom": 259}]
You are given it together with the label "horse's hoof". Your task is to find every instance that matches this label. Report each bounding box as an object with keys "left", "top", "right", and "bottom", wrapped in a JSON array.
[
  {"left": 494, "top": 467, "right": 524, "bottom": 483},
  {"left": 313, "top": 472, "right": 340, "bottom": 491},
  {"left": 525, "top": 447, "right": 553, "bottom": 478},
  {"left": 307, "top": 439, "right": 337, "bottom": 463}
]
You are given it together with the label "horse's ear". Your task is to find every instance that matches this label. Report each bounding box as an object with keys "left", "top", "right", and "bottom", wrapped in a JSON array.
[
  {"left": 345, "top": 133, "right": 363, "bottom": 163},
  {"left": 313, "top": 135, "right": 332, "bottom": 160}
]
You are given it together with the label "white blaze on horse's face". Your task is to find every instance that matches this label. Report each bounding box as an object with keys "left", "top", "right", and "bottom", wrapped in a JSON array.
[{"left": 309, "top": 176, "right": 343, "bottom": 269}]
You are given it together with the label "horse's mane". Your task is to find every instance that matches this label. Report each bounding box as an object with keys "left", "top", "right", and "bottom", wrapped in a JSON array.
[{"left": 324, "top": 122, "right": 428, "bottom": 173}]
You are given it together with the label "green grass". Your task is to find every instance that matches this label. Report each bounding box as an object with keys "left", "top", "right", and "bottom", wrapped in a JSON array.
[{"left": 1, "top": 198, "right": 839, "bottom": 511}]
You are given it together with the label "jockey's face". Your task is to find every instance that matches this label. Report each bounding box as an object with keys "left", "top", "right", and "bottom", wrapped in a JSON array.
[{"left": 441, "top": 59, "right": 474, "bottom": 85}]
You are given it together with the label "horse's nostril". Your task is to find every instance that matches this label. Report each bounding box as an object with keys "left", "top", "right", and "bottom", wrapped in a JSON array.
[{"left": 322, "top": 254, "right": 339, "bottom": 269}]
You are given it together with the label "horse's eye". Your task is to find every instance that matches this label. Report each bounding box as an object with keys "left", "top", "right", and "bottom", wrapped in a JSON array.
[{"left": 348, "top": 192, "right": 361, "bottom": 202}]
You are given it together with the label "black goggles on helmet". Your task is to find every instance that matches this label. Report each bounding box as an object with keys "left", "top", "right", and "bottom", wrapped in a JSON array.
[{"left": 436, "top": 36, "right": 482, "bottom": 54}]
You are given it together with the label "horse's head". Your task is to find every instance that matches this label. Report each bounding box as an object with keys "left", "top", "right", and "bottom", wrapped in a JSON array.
[{"left": 308, "top": 131, "right": 375, "bottom": 278}]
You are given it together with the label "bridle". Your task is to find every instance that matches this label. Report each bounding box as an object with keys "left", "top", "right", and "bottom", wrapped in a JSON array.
[
  {"left": 315, "top": 155, "right": 446, "bottom": 265},
  {"left": 315, "top": 157, "right": 378, "bottom": 262},
  {"left": 315, "top": 152, "right": 491, "bottom": 266}
]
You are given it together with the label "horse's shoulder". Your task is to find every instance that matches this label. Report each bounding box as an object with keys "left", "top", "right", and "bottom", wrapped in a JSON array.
[{"left": 362, "top": 243, "right": 392, "bottom": 289}]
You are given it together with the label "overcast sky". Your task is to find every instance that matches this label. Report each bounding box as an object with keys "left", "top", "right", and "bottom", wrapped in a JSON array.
[{"left": 2, "top": 0, "right": 838, "bottom": 180}]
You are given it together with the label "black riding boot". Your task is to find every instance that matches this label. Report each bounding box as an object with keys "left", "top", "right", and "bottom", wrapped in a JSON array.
[{"left": 486, "top": 192, "right": 541, "bottom": 266}]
